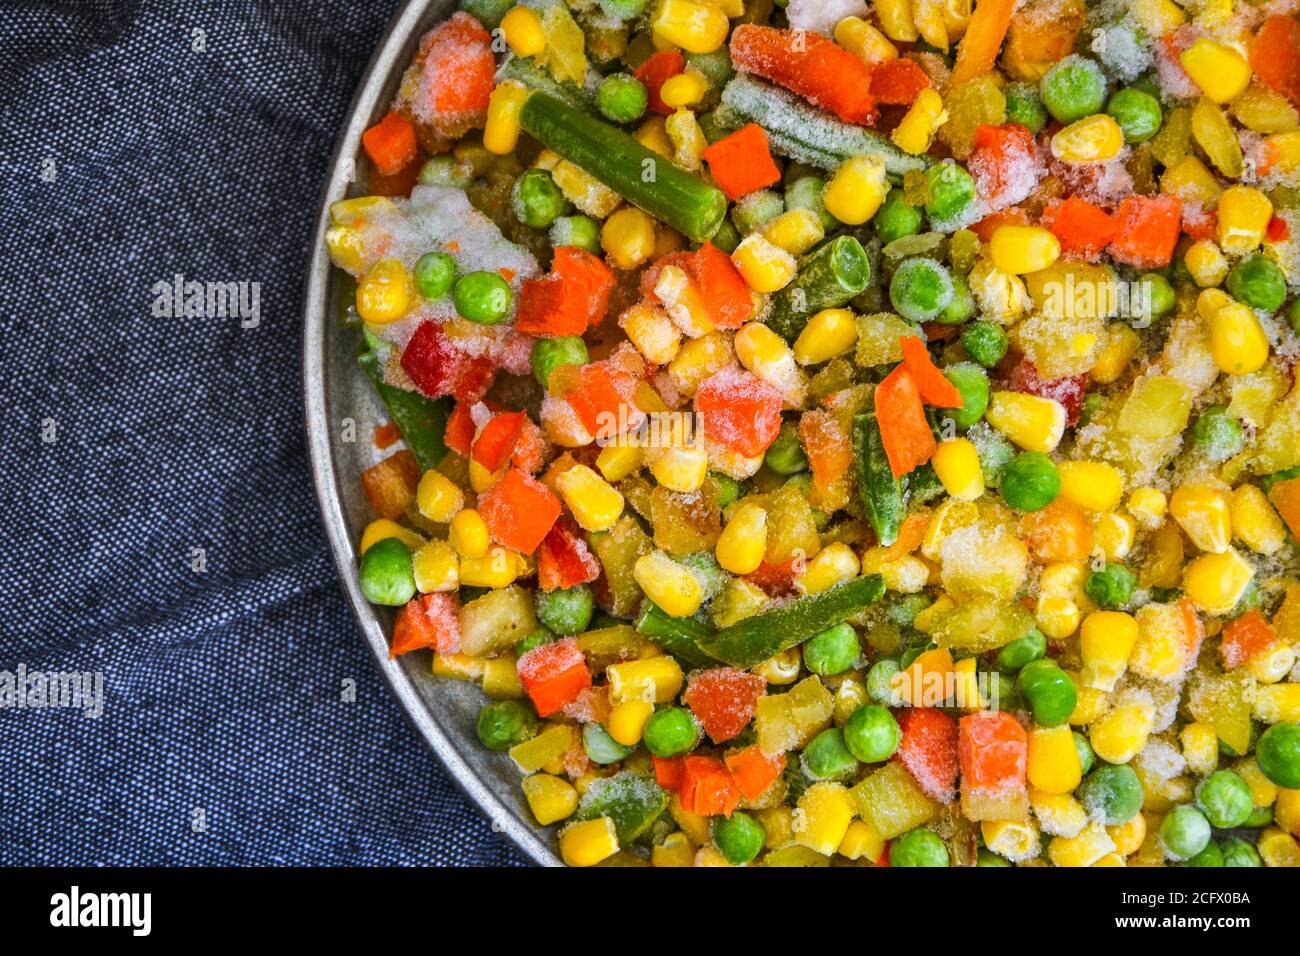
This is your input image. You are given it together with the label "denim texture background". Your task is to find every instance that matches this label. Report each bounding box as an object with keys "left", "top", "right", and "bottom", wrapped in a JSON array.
[{"left": 0, "top": 0, "right": 524, "bottom": 865}]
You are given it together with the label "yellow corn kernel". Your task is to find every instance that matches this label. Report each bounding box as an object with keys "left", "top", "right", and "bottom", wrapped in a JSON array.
[
  {"left": 659, "top": 70, "right": 710, "bottom": 109},
  {"left": 667, "top": 329, "right": 732, "bottom": 396},
  {"left": 666, "top": 107, "right": 707, "bottom": 171},
  {"left": 1108, "top": 813, "right": 1148, "bottom": 857},
  {"left": 1053, "top": 461, "right": 1122, "bottom": 514},
  {"left": 700, "top": 0, "right": 744, "bottom": 15},
  {"left": 837, "top": 818, "right": 887, "bottom": 862},
  {"left": 458, "top": 546, "right": 527, "bottom": 588},
  {"left": 634, "top": 115, "right": 673, "bottom": 157},
  {"left": 449, "top": 508, "right": 490, "bottom": 558},
  {"left": 482, "top": 653, "right": 523, "bottom": 699},
  {"left": 981, "top": 819, "right": 1040, "bottom": 864},
  {"left": 634, "top": 551, "right": 704, "bottom": 618},
  {"left": 652, "top": 831, "right": 695, "bottom": 867},
  {"left": 990, "top": 225, "right": 1061, "bottom": 276},
  {"left": 607, "top": 655, "right": 685, "bottom": 705},
  {"left": 601, "top": 207, "right": 657, "bottom": 270},
  {"left": 1090, "top": 698, "right": 1155, "bottom": 765},
  {"left": 794, "top": 782, "right": 857, "bottom": 856},
  {"left": 509, "top": 723, "right": 575, "bottom": 773},
  {"left": 359, "top": 518, "right": 424, "bottom": 555},
  {"left": 1237, "top": 757, "right": 1278, "bottom": 807},
  {"left": 591, "top": 445, "right": 639, "bottom": 487},
  {"left": 607, "top": 699, "right": 656, "bottom": 746},
  {"left": 412, "top": 539, "right": 459, "bottom": 593},
  {"left": 620, "top": 301, "right": 681, "bottom": 366},
  {"left": 649, "top": 440, "right": 709, "bottom": 492},
  {"left": 1159, "top": 155, "right": 1223, "bottom": 206},
  {"left": 325, "top": 225, "right": 366, "bottom": 273},
  {"left": 763, "top": 209, "right": 825, "bottom": 257},
  {"left": 1127, "top": 487, "right": 1167, "bottom": 530},
  {"left": 1263, "top": 130, "right": 1300, "bottom": 172},
  {"left": 1092, "top": 851, "right": 1126, "bottom": 867},
  {"left": 798, "top": 543, "right": 861, "bottom": 596},
  {"left": 967, "top": 258, "right": 1030, "bottom": 321},
  {"left": 794, "top": 308, "right": 858, "bottom": 366},
  {"left": 931, "top": 438, "right": 984, "bottom": 502},
  {"left": 1196, "top": 290, "right": 1233, "bottom": 324},
  {"left": 560, "top": 816, "right": 621, "bottom": 867},
  {"left": 891, "top": 88, "right": 949, "bottom": 155},
  {"left": 1051, "top": 114, "right": 1125, "bottom": 164},
  {"left": 1184, "top": 239, "right": 1229, "bottom": 288},
  {"left": 1180, "top": 38, "right": 1252, "bottom": 104},
  {"left": 1232, "top": 85, "right": 1300, "bottom": 134},
  {"left": 735, "top": 321, "right": 793, "bottom": 371},
  {"left": 1258, "top": 827, "right": 1300, "bottom": 867},
  {"left": 416, "top": 470, "right": 464, "bottom": 523},
  {"left": 1216, "top": 185, "right": 1273, "bottom": 257},
  {"left": 669, "top": 793, "right": 712, "bottom": 845},
  {"left": 713, "top": 577, "right": 769, "bottom": 629},
  {"left": 875, "top": 0, "right": 920, "bottom": 41},
  {"left": 1090, "top": 324, "right": 1140, "bottom": 385},
  {"left": 1079, "top": 610, "right": 1139, "bottom": 692},
  {"left": 500, "top": 5, "right": 546, "bottom": 56},
  {"left": 715, "top": 502, "right": 768, "bottom": 575},
  {"left": 1131, "top": 0, "right": 1184, "bottom": 36},
  {"left": 985, "top": 390, "right": 1067, "bottom": 453},
  {"left": 1230, "top": 484, "right": 1286, "bottom": 556},
  {"left": 554, "top": 464, "right": 625, "bottom": 532},
  {"left": 912, "top": 592, "right": 954, "bottom": 633},
  {"left": 431, "top": 652, "right": 485, "bottom": 681},
  {"left": 329, "top": 195, "right": 395, "bottom": 226},
  {"left": 651, "top": 0, "right": 729, "bottom": 53},
  {"left": 356, "top": 258, "right": 414, "bottom": 325},
  {"left": 1192, "top": 97, "right": 1244, "bottom": 177},
  {"left": 1170, "top": 483, "right": 1232, "bottom": 553},
  {"left": 1185, "top": 547, "right": 1255, "bottom": 617},
  {"left": 824, "top": 155, "right": 888, "bottom": 224},
  {"left": 1030, "top": 789, "right": 1088, "bottom": 838},
  {"left": 1067, "top": 684, "right": 1108, "bottom": 728},
  {"left": 732, "top": 233, "right": 797, "bottom": 293},
  {"left": 1036, "top": 594, "right": 1080, "bottom": 640},
  {"left": 835, "top": 16, "right": 899, "bottom": 64},
  {"left": 483, "top": 80, "right": 530, "bottom": 155},
  {"left": 468, "top": 458, "right": 504, "bottom": 495},
  {"left": 1255, "top": 684, "right": 1300, "bottom": 724},
  {"left": 1049, "top": 821, "right": 1117, "bottom": 868},
  {"left": 1028, "top": 726, "right": 1083, "bottom": 795},
  {"left": 952, "top": 657, "right": 983, "bottom": 712},
  {"left": 521, "top": 773, "right": 579, "bottom": 826},
  {"left": 1276, "top": 789, "right": 1300, "bottom": 838},
  {"left": 1093, "top": 512, "right": 1135, "bottom": 562},
  {"left": 1249, "top": 644, "right": 1296, "bottom": 684}
]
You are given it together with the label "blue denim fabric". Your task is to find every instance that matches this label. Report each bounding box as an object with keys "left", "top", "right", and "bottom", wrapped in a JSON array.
[{"left": 0, "top": 0, "right": 523, "bottom": 865}]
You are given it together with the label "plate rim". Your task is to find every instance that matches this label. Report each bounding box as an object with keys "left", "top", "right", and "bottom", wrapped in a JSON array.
[{"left": 301, "top": 0, "right": 560, "bottom": 867}]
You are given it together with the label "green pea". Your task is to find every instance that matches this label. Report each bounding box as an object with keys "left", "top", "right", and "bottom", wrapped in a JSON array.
[
  {"left": 1158, "top": 805, "right": 1212, "bottom": 861},
  {"left": 1182, "top": 841, "right": 1224, "bottom": 867},
  {"left": 711, "top": 472, "right": 744, "bottom": 509},
  {"left": 535, "top": 584, "right": 595, "bottom": 636},
  {"left": 1005, "top": 82, "right": 1048, "bottom": 134},
  {"left": 1256, "top": 722, "right": 1300, "bottom": 788},
  {"left": 885, "top": 593, "right": 932, "bottom": 628},
  {"left": 1040, "top": 55, "right": 1107, "bottom": 123},
  {"left": 938, "top": 364, "right": 988, "bottom": 431},
  {"left": 936, "top": 272, "right": 976, "bottom": 325},
  {"left": 989, "top": 671, "right": 1020, "bottom": 712},
  {"left": 643, "top": 707, "right": 698, "bottom": 758},
  {"left": 899, "top": 643, "right": 928, "bottom": 669},
  {"left": 1191, "top": 405, "right": 1245, "bottom": 461},
  {"left": 512, "top": 168, "right": 570, "bottom": 229},
  {"left": 1078, "top": 763, "right": 1144, "bottom": 824},
  {"left": 453, "top": 270, "right": 512, "bottom": 324},
  {"left": 803, "top": 727, "right": 862, "bottom": 780},
  {"left": 961, "top": 320, "right": 1008, "bottom": 368},
  {"left": 687, "top": 48, "right": 734, "bottom": 87},
  {"left": 1078, "top": 392, "right": 1103, "bottom": 428},
  {"left": 843, "top": 704, "right": 902, "bottom": 762},
  {"left": 785, "top": 176, "right": 836, "bottom": 231},
  {"left": 531, "top": 335, "right": 589, "bottom": 389},
  {"left": 1243, "top": 804, "right": 1273, "bottom": 828},
  {"left": 1084, "top": 563, "right": 1136, "bottom": 609},
  {"left": 1106, "top": 87, "right": 1162, "bottom": 143},
  {"left": 1195, "top": 769, "right": 1254, "bottom": 829},
  {"left": 731, "top": 189, "right": 784, "bottom": 234},
  {"left": 417, "top": 154, "right": 473, "bottom": 188},
  {"left": 1225, "top": 254, "right": 1287, "bottom": 312},
  {"left": 875, "top": 187, "right": 923, "bottom": 245},
  {"left": 549, "top": 215, "right": 602, "bottom": 255},
  {"left": 583, "top": 723, "right": 633, "bottom": 765},
  {"left": 801, "top": 623, "right": 860, "bottom": 677},
  {"left": 515, "top": 627, "right": 555, "bottom": 656},
  {"left": 476, "top": 699, "right": 539, "bottom": 752},
  {"left": 596, "top": 73, "right": 648, "bottom": 124},
  {"left": 359, "top": 537, "right": 416, "bottom": 606},
  {"left": 924, "top": 161, "right": 976, "bottom": 225},
  {"left": 710, "top": 215, "right": 741, "bottom": 254},
  {"left": 1000, "top": 451, "right": 1061, "bottom": 512},
  {"left": 1073, "top": 731, "right": 1095, "bottom": 776},
  {"left": 413, "top": 251, "right": 457, "bottom": 300},
  {"left": 1138, "top": 273, "right": 1176, "bottom": 322},
  {"left": 764, "top": 420, "right": 807, "bottom": 474},
  {"left": 890, "top": 257, "right": 955, "bottom": 323},
  {"left": 973, "top": 425, "right": 1014, "bottom": 488},
  {"left": 1016, "top": 659, "right": 1076, "bottom": 727},
  {"left": 866, "top": 660, "right": 901, "bottom": 705},
  {"left": 977, "top": 847, "right": 1013, "bottom": 867},
  {"left": 890, "top": 827, "right": 950, "bottom": 867},
  {"left": 996, "top": 627, "right": 1046, "bottom": 670},
  {"left": 1221, "top": 836, "right": 1263, "bottom": 867},
  {"left": 712, "top": 811, "right": 765, "bottom": 864}
]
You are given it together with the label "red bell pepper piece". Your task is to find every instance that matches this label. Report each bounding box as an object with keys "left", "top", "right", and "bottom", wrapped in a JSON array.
[
  {"left": 869, "top": 58, "right": 933, "bottom": 106},
  {"left": 653, "top": 756, "right": 686, "bottom": 791},
  {"left": 478, "top": 467, "right": 562, "bottom": 554},
  {"left": 874, "top": 364, "right": 936, "bottom": 479},
  {"left": 899, "top": 336, "right": 963, "bottom": 408},
  {"left": 1041, "top": 196, "right": 1117, "bottom": 260},
  {"left": 1107, "top": 195, "right": 1182, "bottom": 269},
  {"left": 799, "top": 408, "right": 853, "bottom": 493},
  {"left": 730, "top": 24, "right": 877, "bottom": 125},
  {"left": 362, "top": 112, "right": 418, "bottom": 177},
  {"left": 694, "top": 367, "right": 783, "bottom": 458},
  {"left": 1221, "top": 609, "right": 1277, "bottom": 670},
  {"left": 724, "top": 746, "right": 786, "bottom": 801},
  {"left": 968, "top": 123, "right": 1040, "bottom": 211},
  {"left": 470, "top": 410, "right": 526, "bottom": 472},
  {"left": 1250, "top": 15, "right": 1300, "bottom": 107},
  {"left": 516, "top": 246, "right": 615, "bottom": 337},
  {"left": 678, "top": 756, "right": 740, "bottom": 817},
  {"left": 517, "top": 638, "right": 591, "bottom": 718},
  {"left": 390, "top": 592, "right": 461, "bottom": 657},
  {"left": 635, "top": 50, "right": 686, "bottom": 116},
  {"left": 564, "top": 360, "right": 643, "bottom": 441},
  {"left": 958, "top": 710, "right": 1027, "bottom": 790},
  {"left": 684, "top": 241, "right": 753, "bottom": 329},
  {"left": 444, "top": 400, "right": 477, "bottom": 457},
  {"left": 401, "top": 321, "right": 496, "bottom": 402},
  {"left": 682, "top": 668, "right": 766, "bottom": 744},
  {"left": 537, "top": 516, "right": 601, "bottom": 592},
  {"left": 1006, "top": 356, "right": 1087, "bottom": 426},
  {"left": 701, "top": 123, "right": 782, "bottom": 200},
  {"left": 894, "top": 707, "right": 959, "bottom": 804}
]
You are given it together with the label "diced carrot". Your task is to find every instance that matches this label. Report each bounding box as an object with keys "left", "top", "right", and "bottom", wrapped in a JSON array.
[
  {"left": 361, "top": 449, "right": 420, "bottom": 519},
  {"left": 894, "top": 707, "right": 959, "bottom": 803},
  {"left": 684, "top": 241, "right": 754, "bottom": 329},
  {"left": 882, "top": 511, "right": 930, "bottom": 561},
  {"left": 1182, "top": 205, "right": 1217, "bottom": 243},
  {"left": 635, "top": 50, "right": 686, "bottom": 116},
  {"left": 1041, "top": 196, "right": 1117, "bottom": 260},
  {"left": 653, "top": 756, "right": 686, "bottom": 791},
  {"left": 471, "top": 410, "right": 527, "bottom": 472},
  {"left": 510, "top": 418, "right": 545, "bottom": 474},
  {"left": 444, "top": 400, "right": 476, "bottom": 457},
  {"left": 950, "top": 0, "right": 1017, "bottom": 87},
  {"left": 391, "top": 592, "right": 461, "bottom": 657},
  {"left": 401, "top": 321, "right": 497, "bottom": 402},
  {"left": 1221, "top": 609, "right": 1278, "bottom": 670},
  {"left": 1267, "top": 214, "right": 1291, "bottom": 243},
  {"left": 682, "top": 668, "right": 767, "bottom": 744},
  {"left": 478, "top": 467, "right": 562, "bottom": 553},
  {"left": 730, "top": 24, "right": 877, "bottom": 125},
  {"left": 1019, "top": 498, "right": 1095, "bottom": 563},
  {"left": 678, "top": 755, "right": 740, "bottom": 817},
  {"left": 537, "top": 516, "right": 601, "bottom": 592},
  {"left": 1107, "top": 194, "right": 1182, "bottom": 269},
  {"left": 799, "top": 408, "right": 853, "bottom": 493},
  {"left": 517, "top": 637, "right": 591, "bottom": 718},
  {"left": 694, "top": 367, "right": 783, "bottom": 457},
  {"left": 744, "top": 558, "right": 800, "bottom": 596},
  {"left": 373, "top": 422, "right": 401, "bottom": 449},
  {"left": 564, "top": 361, "right": 643, "bottom": 441},
  {"left": 1269, "top": 477, "right": 1300, "bottom": 539},
  {"left": 1250, "top": 15, "right": 1300, "bottom": 107},
  {"left": 899, "top": 336, "right": 964, "bottom": 408},
  {"left": 421, "top": 11, "right": 495, "bottom": 117},
  {"left": 366, "top": 153, "right": 422, "bottom": 198},
  {"left": 968, "top": 123, "right": 1039, "bottom": 210},
  {"left": 958, "top": 710, "right": 1027, "bottom": 790},
  {"left": 701, "top": 123, "right": 782, "bottom": 200},
  {"left": 516, "top": 246, "right": 615, "bottom": 337},
  {"left": 724, "top": 746, "right": 787, "bottom": 801},
  {"left": 869, "top": 58, "right": 933, "bottom": 106},
  {"left": 875, "top": 364, "right": 937, "bottom": 479},
  {"left": 362, "top": 112, "right": 418, "bottom": 176}
]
